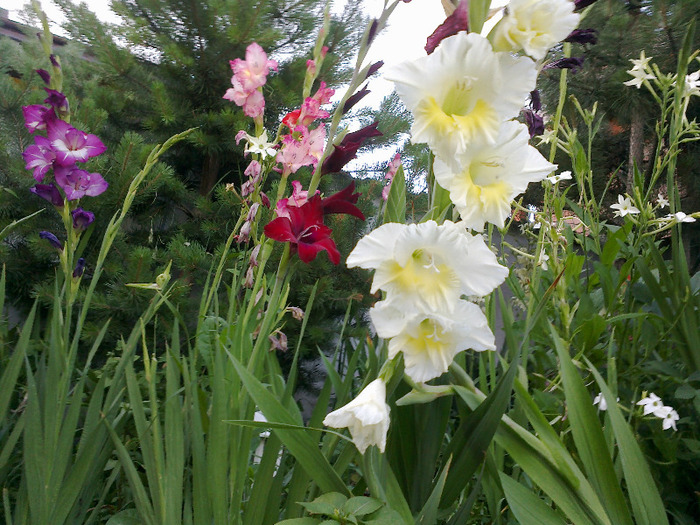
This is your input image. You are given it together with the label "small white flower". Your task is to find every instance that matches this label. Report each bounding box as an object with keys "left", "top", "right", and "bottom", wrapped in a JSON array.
[
  {"left": 657, "top": 406, "right": 680, "bottom": 431},
  {"left": 624, "top": 51, "right": 656, "bottom": 89},
  {"left": 637, "top": 392, "right": 666, "bottom": 417},
  {"left": 666, "top": 211, "right": 697, "bottom": 223},
  {"left": 323, "top": 379, "right": 391, "bottom": 454},
  {"left": 547, "top": 170, "right": 573, "bottom": 184},
  {"left": 610, "top": 194, "right": 640, "bottom": 217},
  {"left": 682, "top": 70, "right": 700, "bottom": 97},
  {"left": 593, "top": 393, "right": 607, "bottom": 411},
  {"left": 236, "top": 130, "right": 277, "bottom": 159},
  {"left": 538, "top": 251, "right": 549, "bottom": 271},
  {"left": 656, "top": 193, "right": 669, "bottom": 209}
]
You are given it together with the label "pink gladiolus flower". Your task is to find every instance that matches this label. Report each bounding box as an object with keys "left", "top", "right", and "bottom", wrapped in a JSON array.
[
  {"left": 47, "top": 120, "right": 107, "bottom": 166},
  {"left": 382, "top": 153, "right": 401, "bottom": 201},
  {"left": 54, "top": 165, "right": 108, "bottom": 200},
  {"left": 276, "top": 180, "right": 319, "bottom": 219},
  {"left": 276, "top": 125, "right": 326, "bottom": 175},
  {"left": 282, "top": 82, "right": 334, "bottom": 130},
  {"left": 264, "top": 195, "right": 340, "bottom": 264},
  {"left": 229, "top": 43, "right": 278, "bottom": 92},
  {"left": 22, "top": 136, "right": 56, "bottom": 181}
]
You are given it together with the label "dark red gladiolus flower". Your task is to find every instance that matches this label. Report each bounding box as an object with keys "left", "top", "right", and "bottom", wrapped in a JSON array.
[
  {"left": 321, "top": 182, "right": 365, "bottom": 220},
  {"left": 264, "top": 195, "right": 340, "bottom": 264},
  {"left": 343, "top": 84, "right": 370, "bottom": 114},
  {"left": 529, "top": 89, "right": 541, "bottom": 112},
  {"left": 574, "top": 0, "right": 598, "bottom": 11},
  {"left": 425, "top": 0, "right": 468, "bottom": 54},
  {"left": 368, "top": 19, "right": 379, "bottom": 45},
  {"left": 366, "top": 61, "right": 383, "bottom": 79},
  {"left": 522, "top": 109, "right": 544, "bottom": 138},
  {"left": 543, "top": 57, "right": 585, "bottom": 73},
  {"left": 321, "top": 122, "right": 382, "bottom": 175},
  {"left": 564, "top": 28, "right": 598, "bottom": 45}
]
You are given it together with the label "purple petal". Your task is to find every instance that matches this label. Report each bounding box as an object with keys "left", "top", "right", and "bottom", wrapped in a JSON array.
[
  {"left": 366, "top": 61, "right": 383, "bottom": 79},
  {"left": 522, "top": 109, "right": 544, "bottom": 138},
  {"left": 425, "top": 0, "right": 468, "bottom": 55},
  {"left": 22, "top": 104, "right": 54, "bottom": 133},
  {"left": 529, "top": 90, "right": 541, "bottom": 112},
  {"left": 47, "top": 120, "right": 107, "bottom": 166},
  {"left": 73, "top": 258, "right": 86, "bottom": 278},
  {"left": 30, "top": 183, "right": 64, "bottom": 207},
  {"left": 49, "top": 54, "right": 60, "bottom": 69},
  {"left": 22, "top": 136, "right": 56, "bottom": 182},
  {"left": 36, "top": 69, "right": 51, "bottom": 84},
  {"left": 574, "top": 0, "right": 598, "bottom": 11},
  {"left": 368, "top": 19, "right": 379, "bottom": 45},
  {"left": 43, "top": 88, "right": 69, "bottom": 114},
  {"left": 54, "top": 165, "right": 108, "bottom": 200},
  {"left": 71, "top": 207, "right": 95, "bottom": 230},
  {"left": 39, "top": 230, "right": 63, "bottom": 250}
]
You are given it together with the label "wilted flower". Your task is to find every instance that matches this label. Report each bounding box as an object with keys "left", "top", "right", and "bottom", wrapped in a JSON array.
[
  {"left": 387, "top": 32, "right": 537, "bottom": 159},
  {"left": 610, "top": 194, "right": 640, "bottom": 217},
  {"left": 490, "top": 0, "right": 580, "bottom": 60},
  {"left": 433, "top": 121, "right": 556, "bottom": 231},
  {"left": 347, "top": 220, "right": 508, "bottom": 312},
  {"left": 323, "top": 378, "right": 390, "bottom": 454},
  {"left": 370, "top": 299, "right": 495, "bottom": 383}
]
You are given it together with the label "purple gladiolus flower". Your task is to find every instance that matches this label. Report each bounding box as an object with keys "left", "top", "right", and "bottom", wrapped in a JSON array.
[
  {"left": 529, "top": 90, "right": 541, "bottom": 112},
  {"left": 71, "top": 207, "right": 95, "bottom": 230},
  {"left": 22, "top": 104, "right": 55, "bottom": 133},
  {"left": 43, "top": 88, "right": 69, "bottom": 115},
  {"left": 343, "top": 84, "right": 371, "bottom": 114},
  {"left": 544, "top": 57, "right": 585, "bottom": 73},
  {"left": 36, "top": 69, "right": 51, "bottom": 84},
  {"left": 39, "top": 231, "right": 63, "bottom": 250},
  {"left": 54, "top": 165, "right": 108, "bottom": 200},
  {"left": 22, "top": 136, "right": 56, "bottom": 182},
  {"left": 30, "top": 183, "right": 63, "bottom": 207},
  {"left": 321, "top": 122, "right": 382, "bottom": 175},
  {"left": 73, "top": 258, "right": 86, "bottom": 278},
  {"left": 50, "top": 54, "right": 60, "bottom": 69},
  {"left": 564, "top": 28, "right": 598, "bottom": 45},
  {"left": 425, "top": 0, "right": 468, "bottom": 54},
  {"left": 47, "top": 120, "right": 106, "bottom": 166}
]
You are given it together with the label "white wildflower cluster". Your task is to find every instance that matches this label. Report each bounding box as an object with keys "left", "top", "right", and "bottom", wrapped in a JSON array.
[
  {"left": 637, "top": 393, "right": 679, "bottom": 431},
  {"left": 324, "top": 0, "right": 584, "bottom": 455}
]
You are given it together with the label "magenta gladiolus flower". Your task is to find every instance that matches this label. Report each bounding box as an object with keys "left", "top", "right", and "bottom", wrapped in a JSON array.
[
  {"left": 43, "top": 88, "right": 69, "bottom": 115},
  {"left": 47, "top": 120, "right": 107, "bottom": 166},
  {"left": 36, "top": 69, "right": 51, "bottom": 84},
  {"left": 22, "top": 104, "right": 55, "bottom": 133},
  {"left": 30, "top": 183, "right": 63, "bottom": 207},
  {"left": 71, "top": 207, "right": 95, "bottom": 230},
  {"left": 54, "top": 165, "right": 108, "bottom": 200},
  {"left": 264, "top": 195, "right": 340, "bottom": 264},
  {"left": 23, "top": 136, "right": 56, "bottom": 181}
]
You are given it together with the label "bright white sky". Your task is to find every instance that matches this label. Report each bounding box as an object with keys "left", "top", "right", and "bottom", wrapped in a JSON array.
[{"left": 0, "top": 0, "right": 504, "bottom": 174}]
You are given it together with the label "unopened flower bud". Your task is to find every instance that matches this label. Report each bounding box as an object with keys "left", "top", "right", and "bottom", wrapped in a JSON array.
[
  {"left": 39, "top": 230, "right": 63, "bottom": 250},
  {"left": 73, "top": 257, "right": 86, "bottom": 278}
]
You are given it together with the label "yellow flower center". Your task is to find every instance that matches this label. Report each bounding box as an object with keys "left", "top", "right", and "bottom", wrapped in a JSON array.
[
  {"left": 386, "top": 249, "right": 459, "bottom": 308},
  {"left": 408, "top": 318, "right": 447, "bottom": 356}
]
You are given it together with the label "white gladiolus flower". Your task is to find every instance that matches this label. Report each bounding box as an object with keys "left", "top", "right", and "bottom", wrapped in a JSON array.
[
  {"left": 386, "top": 32, "right": 537, "bottom": 159},
  {"left": 433, "top": 121, "right": 556, "bottom": 231},
  {"left": 347, "top": 221, "right": 508, "bottom": 313},
  {"left": 490, "top": 0, "right": 580, "bottom": 60},
  {"left": 370, "top": 299, "right": 496, "bottom": 383},
  {"left": 323, "top": 379, "right": 390, "bottom": 454}
]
